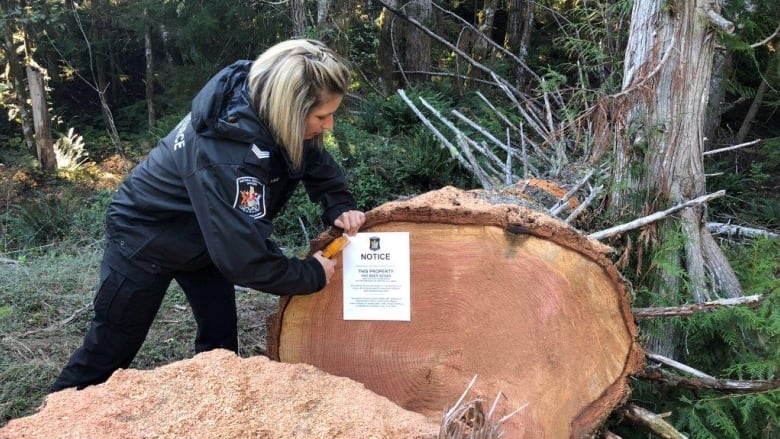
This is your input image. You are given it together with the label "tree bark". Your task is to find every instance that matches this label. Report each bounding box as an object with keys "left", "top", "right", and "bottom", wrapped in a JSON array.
[
  {"left": 268, "top": 186, "right": 643, "bottom": 438},
  {"left": 0, "top": 9, "right": 36, "bottom": 156},
  {"left": 402, "top": 0, "right": 432, "bottom": 84},
  {"left": 503, "top": 0, "right": 534, "bottom": 87},
  {"left": 376, "top": 0, "right": 399, "bottom": 91},
  {"left": 144, "top": 9, "right": 156, "bottom": 132},
  {"left": 26, "top": 64, "right": 56, "bottom": 172},
  {"left": 604, "top": 0, "right": 741, "bottom": 357},
  {"left": 291, "top": 0, "right": 306, "bottom": 36}
]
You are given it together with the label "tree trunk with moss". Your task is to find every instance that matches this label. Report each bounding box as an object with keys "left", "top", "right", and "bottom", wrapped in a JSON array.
[{"left": 598, "top": 0, "right": 741, "bottom": 357}]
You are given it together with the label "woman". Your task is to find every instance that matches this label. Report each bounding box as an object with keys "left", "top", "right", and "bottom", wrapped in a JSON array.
[{"left": 52, "top": 39, "right": 365, "bottom": 391}]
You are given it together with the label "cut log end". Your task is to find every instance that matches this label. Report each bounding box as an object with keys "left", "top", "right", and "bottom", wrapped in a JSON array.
[{"left": 268, "top": 186, "right": 643, "bottom": 437}]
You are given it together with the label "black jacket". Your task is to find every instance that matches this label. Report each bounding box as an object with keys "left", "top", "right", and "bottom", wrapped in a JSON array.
[{"left": 105, "top": 60, "right": 356, "bottom": 295}]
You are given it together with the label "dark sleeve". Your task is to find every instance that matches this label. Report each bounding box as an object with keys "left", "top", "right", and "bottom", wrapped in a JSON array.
[
  {"left": 302, "top": 147, "right": 357, "bottom": 226},
  {"left": 184, "top": 165, "right": 326, "bottom": 295}
]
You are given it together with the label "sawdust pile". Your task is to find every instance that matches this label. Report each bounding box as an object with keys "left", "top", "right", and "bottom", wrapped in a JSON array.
[{"left": 0, "top": 349, "right": 439, "bottom": 439}]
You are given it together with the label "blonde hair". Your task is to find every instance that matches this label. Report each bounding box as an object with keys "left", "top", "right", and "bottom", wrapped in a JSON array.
[{"left": 247, "top": 39, "right": 350, "bottom": 171}]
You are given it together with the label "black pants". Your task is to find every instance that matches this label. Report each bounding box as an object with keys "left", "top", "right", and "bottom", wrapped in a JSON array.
[{"left": 51, "top": 244, "right": 237, "bottom": 392}]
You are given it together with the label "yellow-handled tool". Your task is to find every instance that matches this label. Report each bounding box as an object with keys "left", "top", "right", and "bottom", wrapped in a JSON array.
[{"left": 321, "top": 235, "right": 351, "bottom": 258}]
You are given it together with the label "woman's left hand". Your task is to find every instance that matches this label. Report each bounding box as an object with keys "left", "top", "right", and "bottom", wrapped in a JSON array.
[{"left": 334, "top": 210, "right": 366, "bottom": 236}]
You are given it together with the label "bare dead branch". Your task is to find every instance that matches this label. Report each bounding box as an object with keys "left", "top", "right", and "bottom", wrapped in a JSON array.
[
  {"left": 564, "top": 185, "right": 602, "bottom": 223},
  {"left": 5, "top": 303, "right": 93, "bottom": 340},
  {"left": 430, "top": 2, "right": 543, "bottom": 86},
  {"left": 703, "top": 138, "right": 762, "bottom": 156},
  {"left": 0, "top": 257, "right": 19, "bottom": 265},
  {"left": 377, "top": 0, "right": 514, "bottom": 93},
  {"left": 474, "top": 91, "right": 548, "bottom": 171},
  {"left": 616, "top": 404, "right": 689, "bottom": 439},
  {"left": 751, "top": 23, "right": 780, "bottom": 48},
  {"left": 451, "top": 109, "right": 509, "bottom": 171},
  {"left": 588, "top": 191, "right": 726, "bottom": 240},
  {"left": 438, "top": 375, "right": 527, "bottom": 439},
  {"left": 396, "top": 90, "right": 463, "bottom": 161},
  {"left": 639, "top": 352, "right": 780, "bottom": 393},
  {"left": 632, "top": 294, "right": 764, "bottom": 318},
  {"left": 549, "top": 170, "right": 594, "bottom": 216},
  {"left": 703, "top": 5, "right": 735, "bottom": 34},
  {"left": 706, "top": 222, "right": 778, "bottom": 239},
  {"left": 397, "top": 90, "right": 494, "bottom": 188},
  {"left": 636, "top": 367, "right": 780, "bottom": 393},
  {"left": 646, "top": 353, "right": 717, "bottom": 380}
]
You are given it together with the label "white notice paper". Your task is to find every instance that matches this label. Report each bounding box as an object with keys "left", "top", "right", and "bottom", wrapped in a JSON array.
[{"left": 342, "top": 232, "right": 410, "bottom": 321}]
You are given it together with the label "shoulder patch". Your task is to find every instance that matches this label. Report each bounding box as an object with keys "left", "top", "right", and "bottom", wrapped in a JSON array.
[
  {"left": 234, "top": 176, "right": 266, "bottom": 219},
  {"left": 251, "top": 144, "right": 270, "bottom": 160}
]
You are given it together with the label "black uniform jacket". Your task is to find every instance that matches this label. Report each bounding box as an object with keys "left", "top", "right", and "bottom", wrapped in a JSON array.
[{"left": 105, "top": 60, "right": 356, "bottom": 295}]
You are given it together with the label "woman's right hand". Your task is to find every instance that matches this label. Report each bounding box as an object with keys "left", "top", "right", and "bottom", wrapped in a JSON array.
[{"left": 312, "top": 250, "right": 337, "bottom": 284}]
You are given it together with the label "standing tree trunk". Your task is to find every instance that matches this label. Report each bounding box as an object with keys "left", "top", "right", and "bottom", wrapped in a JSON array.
[
  {"left": 402, "top": 0, "right": 432, "bottom": 85},
  {"left": 471, "top": 0, "right": 496, "bottom": 63},
  {"left": 144, "top": 8, "right": 156, "bottom": 132},
  {"left": 317, "top": 0, "right": 330, "bottom": 25},
  {"left": 376, "top": 0, "right": 398, "bottom": 91},
  {"left": 291, "top": 0, "right": 306, "bottom": 36},
  {"left": 503, "top": 0, "right": 534, "bottom": 87},
  {"left": 0, "top": 5, "right": 36, "bottom": 156},
  {"left": 735, "top": 50, "right": 777, "bottom": 144},
  {"left": 69, "top": 1, "right": 123, "bottom": 157},
  {"left": 26, "top": 63, "right": 56, "bottom": 172},
  {"left": 603, "top": 0, "right": 741, "bottom": 357},
  {"left": 376, "top": 0, "right": 432, "bottom": 87}
]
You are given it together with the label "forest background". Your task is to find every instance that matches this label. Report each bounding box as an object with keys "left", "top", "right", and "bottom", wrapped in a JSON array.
[{"left": 0, "top": 0, "right": 779, "bottom": 437}]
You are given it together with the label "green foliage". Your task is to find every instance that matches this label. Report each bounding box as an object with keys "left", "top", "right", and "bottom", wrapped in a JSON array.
[
  {"left": 54, "top": 128, "right": 89, "bottom": 172},
  {"left": 354, "top": 90, "right": 451, "bottom": 136},
  {"left": 707, "top": 138, "right": 780, "bottom": 229},
  {"left": 625, "top": 237, "right": 780, "bottom": 438},
  {"left": 0, "top": 245, "right": 101, "bottom": 425},
  {"left": 70, "top": 189, "right": 113, "bottom": 243},
  {"left": 551, "top": 0, "right": 632, "bottom": 92},
  {"left": 270, "top": 185, "right": 328, "bottom": 256},
  {"left": 4, "top": 193, "right": 78, "bottom": 250}
]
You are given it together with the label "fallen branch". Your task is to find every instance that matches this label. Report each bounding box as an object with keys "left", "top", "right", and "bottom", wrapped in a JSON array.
[
  {"left": 703, "top": 138, "right": 761, "bottom": 156},
  {"left": 397, "top": 90, "right": 494, "bottom": 187},
  {"left": 549, "top": 170, "right": 594, "bottom": 216},
  {"left": 706, "top": 222, "right": 778, "bottom": 239},
  {"left": 636, "top": 367, "right": 780, "bottom": 393},
  {"left": 646, "top": 353, "right": 718, "bottom": 380},
  {"left": 751, "top": 23, "right": 780, "bottom": 48},
  {"left": 0, "top": 257, "right": 19, "bottom": 265},
  {"left": 564, "top": 184, "right": 602, "bottom": 224},
  {"left": 632, "top": 294, "right": 764, "bottom": 318},
  {"left": 588, "top": 191, "right": 726, "bottom": 240},
  {"left": 4, "top": 303, "right": 93, "bottom": 340},
  {"left": 616, "top": 403, "right": 688, "bottom": 439},
  {"left": 639, "top": 352, "right": 780, "bottom": 393}
]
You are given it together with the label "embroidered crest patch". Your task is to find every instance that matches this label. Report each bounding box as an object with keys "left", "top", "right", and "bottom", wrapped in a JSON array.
[{"left": 233, "top": 176, "right": 266, "bottom": 218}]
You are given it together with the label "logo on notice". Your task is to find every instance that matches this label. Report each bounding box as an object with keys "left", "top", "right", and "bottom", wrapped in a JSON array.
[{"left": 369, "top": 236, "right": 381, "bottom": 251}]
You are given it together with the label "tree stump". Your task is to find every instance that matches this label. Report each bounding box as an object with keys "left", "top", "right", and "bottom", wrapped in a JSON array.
[{"left": 267, "top": 186, "right": 643, "bottom": 438}]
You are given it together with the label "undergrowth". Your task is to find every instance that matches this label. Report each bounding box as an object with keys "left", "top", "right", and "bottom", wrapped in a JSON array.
[
  {"left": 619, "top": 237, "right": 780, "bottom": 438},
  {"left": 0, "top": 240, "right": 280, "bottom": 426}
]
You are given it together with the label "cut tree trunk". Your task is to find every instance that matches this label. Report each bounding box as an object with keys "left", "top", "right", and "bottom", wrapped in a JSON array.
[{"left": 267, "top": 186, "right": 643, "bottom": 438}]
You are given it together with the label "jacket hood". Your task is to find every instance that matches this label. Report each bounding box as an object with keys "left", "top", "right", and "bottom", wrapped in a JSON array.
[
  {"left": 190, "top": 60, "right": 273, "bottom": 146},
  {"left": 189, "top": 60, "right": 308, "bottom": 178}
]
